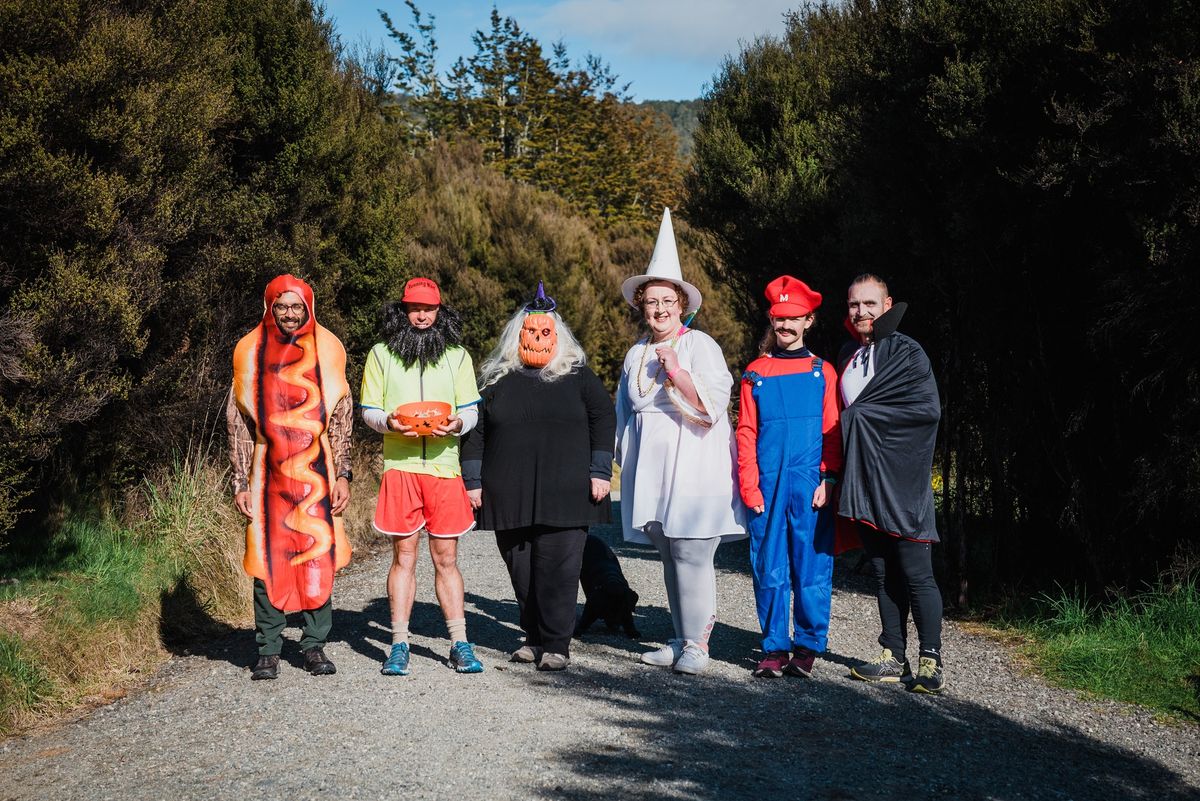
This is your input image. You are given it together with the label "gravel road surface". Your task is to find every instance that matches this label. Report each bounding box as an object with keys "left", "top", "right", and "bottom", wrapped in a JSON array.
[{"left": 2, "top": 515, "right": 1198, "bottom": 801}]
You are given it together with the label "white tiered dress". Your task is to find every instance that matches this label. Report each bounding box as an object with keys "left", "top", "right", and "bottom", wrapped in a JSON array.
[{"left": 615, "top": 329, "right": 748, "bottom": 545}]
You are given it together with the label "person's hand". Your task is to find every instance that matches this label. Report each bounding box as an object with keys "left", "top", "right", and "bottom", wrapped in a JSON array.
[
  {"left": 234, "top": 491, "right": 253, "bottom": 520},
  {"left": 330, "top": 477, "right": 350, "bottom": 514},
  {"left": 432, "top": 413, "right": 463, "bottom": 437},
  {"left": 752, "top": 504, "right": 765, "bottom": 514},
  {"left": 655, "top": 345, "right": 680, "bottom": 375},
  {"left": 466, "top": 488, "right": 482, "bottom": 509},
  {"left": 812, "top": 482, "right": 828, "bottom": 510},
  {"left": 388, "top": 415, "right": 419, "bottom": 437},
  {"left": 590, "top": 478, "right": 611, "bottom": 502}
]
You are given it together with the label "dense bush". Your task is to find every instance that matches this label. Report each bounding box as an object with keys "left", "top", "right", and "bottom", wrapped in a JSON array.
[
  {"left": 687, "top": 0, "right": 1200, "bottom": 596},
  {"left": 0, "top": 0, "right": 413, "bottom": 542}
]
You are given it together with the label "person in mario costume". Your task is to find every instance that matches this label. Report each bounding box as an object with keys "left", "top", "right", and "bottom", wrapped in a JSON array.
[
  {"left": 736, "top": 275, "right": 842, "bottom": 679},
  {"left": 360, "top": 277, "right": 485, "bottom": 676}
]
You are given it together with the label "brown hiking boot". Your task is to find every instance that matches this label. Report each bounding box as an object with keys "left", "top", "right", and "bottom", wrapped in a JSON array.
[
  {"left": 303, "top": 647, "right": 336, "bottom": 676},
  {"left": 251, "top": 654, "right": 280, "bottom": 680}
]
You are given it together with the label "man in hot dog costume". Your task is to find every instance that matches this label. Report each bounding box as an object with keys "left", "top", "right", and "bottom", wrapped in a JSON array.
[
  {"left": 838, "top": 274, "right": 945, "bottom": 694},
  {"left": 227, "top": 274, "right": 353, "bottom": 681},
  {"left": 737, "top": 276, "right": 842, "bottom": 680},
  {"left": 360, "top": 277, "right": 484, "bottom": 676}
]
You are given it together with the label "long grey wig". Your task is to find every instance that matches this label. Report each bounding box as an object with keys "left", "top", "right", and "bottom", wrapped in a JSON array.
[{"left": 478, "top": 309, "right": 588, "bottom": 388}]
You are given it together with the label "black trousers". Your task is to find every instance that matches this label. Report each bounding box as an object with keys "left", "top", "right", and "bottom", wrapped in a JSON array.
[
  {"left": 495, "top": 526, "right": 587, "bottom": 656},
  {"left": 858, "top": 525, "right": 943, "bottom": 662},
  {"left": 252, "top": 579, "right": 332, "bottom": 656}
]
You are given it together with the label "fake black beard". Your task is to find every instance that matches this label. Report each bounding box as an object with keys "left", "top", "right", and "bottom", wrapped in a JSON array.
[{"left": 382, "top": 301, "right": 464, "bottom": 370}]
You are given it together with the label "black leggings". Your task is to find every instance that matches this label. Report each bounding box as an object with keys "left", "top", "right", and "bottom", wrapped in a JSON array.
[
  {"left": 859, "top": 525, "right": 943, "bottom": 662},
  {"left": 495, "top": 526, "right": 587, "bottom": 656}
]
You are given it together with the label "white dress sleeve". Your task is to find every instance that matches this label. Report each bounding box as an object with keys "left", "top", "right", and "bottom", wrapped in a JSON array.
[{"left": 663, "top": 331, "right": 732, "bottom": 428}]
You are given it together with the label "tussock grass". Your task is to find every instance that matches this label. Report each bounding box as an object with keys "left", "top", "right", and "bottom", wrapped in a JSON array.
[
  {"left": 1008, "top": 580, "right": 1200, "bottom": 720},
  {"left": 0, "top": 445, "right": 245, "bottom": 734},
  {"left": 0, "top": 441, "right": 393, "bottom": 735}
]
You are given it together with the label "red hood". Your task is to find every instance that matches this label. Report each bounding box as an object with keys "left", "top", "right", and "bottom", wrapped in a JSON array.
[{"left": 262, "top": 274, "right": 316, "bottom": 336}]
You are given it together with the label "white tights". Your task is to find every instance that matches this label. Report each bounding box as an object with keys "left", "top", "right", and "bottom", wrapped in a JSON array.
[{"left": 643, "top": 522, "right": 719, "bottom": 646}]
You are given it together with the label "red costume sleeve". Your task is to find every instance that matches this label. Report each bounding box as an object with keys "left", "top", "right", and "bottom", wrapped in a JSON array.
[
  {"left": 736, "top": 370, "right": 764, "bottom": 508},
  {"left": 820, "top": 363, "right": 843, "bottom": 475}
]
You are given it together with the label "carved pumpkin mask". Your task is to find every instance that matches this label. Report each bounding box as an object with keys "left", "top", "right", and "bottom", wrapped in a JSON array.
[{"left": 520, "top": 313, "right": 557, "bottom": 367}]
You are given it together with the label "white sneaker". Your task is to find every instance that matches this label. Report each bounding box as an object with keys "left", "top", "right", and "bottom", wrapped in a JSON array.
[
  {"left": 640, "top": 639, "right": 684, "bottom": 667},
  {"left": 672, "top": 641, "right": 710, "bottom": 675}
]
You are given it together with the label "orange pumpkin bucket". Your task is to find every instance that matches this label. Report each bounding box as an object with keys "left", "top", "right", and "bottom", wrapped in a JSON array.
[{"left": 393, "top": 401, "right": 452, "bottom": 435}]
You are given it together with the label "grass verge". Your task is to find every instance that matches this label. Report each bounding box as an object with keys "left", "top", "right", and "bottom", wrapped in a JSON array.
[
  {"left": 1004, "top": 580, "right": 1200, "bottom": 721},
  {"left": 0, "top": 443, "right": 383, "bottom": 736}
]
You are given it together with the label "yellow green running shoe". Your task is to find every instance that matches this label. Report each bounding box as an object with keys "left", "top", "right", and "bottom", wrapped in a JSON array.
[
  {"left": 850, "top": 648, "right": 911, "bottom": 682},
  {"left": 909, "top": 656, "right": 946, "bottom": 694}
]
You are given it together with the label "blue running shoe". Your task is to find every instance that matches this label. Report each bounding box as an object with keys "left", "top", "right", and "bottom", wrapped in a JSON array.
[
  {"left": 448, "top": 641, "right": 484, "bottom": 674},
  {"left": 381, "top": 642, "right": 411, "bottom": 676}
]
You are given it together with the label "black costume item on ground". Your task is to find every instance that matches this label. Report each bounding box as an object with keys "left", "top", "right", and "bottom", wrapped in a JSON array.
[
  {"left": 575, "top": 533, "right": 641, "bottom": 638},
  {"left": 836, "top": 302, "right": 941, "bottom": 542}
]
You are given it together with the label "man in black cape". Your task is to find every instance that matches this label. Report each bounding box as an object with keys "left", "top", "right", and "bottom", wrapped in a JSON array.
[{"left": 837, "top": 274, "right": 945, "bottom": 694}]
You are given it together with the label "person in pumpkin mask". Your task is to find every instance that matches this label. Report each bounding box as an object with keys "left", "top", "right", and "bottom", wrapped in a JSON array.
[
  {"left": 461, "top": 282, "right": 616, "bottom": 671},
  {"left": 227, "top": 274, "right": 353, "bottom": 681},
  {"left": 360, "top": 277, "right": 485, "bottom": 675}
]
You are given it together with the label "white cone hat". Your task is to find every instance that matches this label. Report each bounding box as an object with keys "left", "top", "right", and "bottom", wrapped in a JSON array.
[{"left": 621, "top": 207, "right": 703, "bottom": 313}]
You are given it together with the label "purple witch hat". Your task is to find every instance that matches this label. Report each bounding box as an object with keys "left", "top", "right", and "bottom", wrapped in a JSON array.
[{"left": 524, "top": 280, "right": 556, "bottom": 313}]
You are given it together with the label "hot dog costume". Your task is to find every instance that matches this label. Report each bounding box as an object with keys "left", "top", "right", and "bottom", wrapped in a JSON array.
[
  {"left": 227, "top": 274, "right": 352, "bottom": 654},
  {"left": 736, "top": 277, "right": 842, "bottom": 655}
]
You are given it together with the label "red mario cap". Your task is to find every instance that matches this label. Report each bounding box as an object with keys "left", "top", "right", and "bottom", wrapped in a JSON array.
[
  {"left": 401, "top": 277, "right": 441, "bottom": 306},
  {"left": 765, "top": 275, "right": 821, "bottom": 317}
]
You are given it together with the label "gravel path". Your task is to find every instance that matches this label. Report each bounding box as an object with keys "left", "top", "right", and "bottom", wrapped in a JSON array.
[{"left": 2, "top": 515, "right": 1198, "bottom": 801}]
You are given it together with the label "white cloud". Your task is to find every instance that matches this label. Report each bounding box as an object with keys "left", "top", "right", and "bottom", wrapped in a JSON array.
[{"left": 521, "top": 0, "right": 795, "bottom": 64}]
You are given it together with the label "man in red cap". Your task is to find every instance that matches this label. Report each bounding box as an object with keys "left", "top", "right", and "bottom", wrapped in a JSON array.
[
  {"left": 736, "top": 275, "right": 842, "bottom": 679},
  {"left": 360, "top": 277, "right": 485, "bottom": 675}
]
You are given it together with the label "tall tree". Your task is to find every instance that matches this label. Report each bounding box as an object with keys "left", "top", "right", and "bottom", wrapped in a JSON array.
[
  {"left": 0, "top": 0, "right": 413, "bottom": 545},
  {"left": 381, "top": 3, "right": 683, "bottom": 224},
  {"left": 687, "top": 0, "right": 1200, "bottom": 594}
]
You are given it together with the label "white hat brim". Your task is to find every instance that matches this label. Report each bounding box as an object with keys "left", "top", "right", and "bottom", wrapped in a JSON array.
[{"left": 621, "top": 274, "right": 703, "bottom": 314}]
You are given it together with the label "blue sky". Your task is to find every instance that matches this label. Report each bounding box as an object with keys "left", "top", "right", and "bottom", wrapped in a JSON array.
[{"left": 323, "top": 1, "right": 796, "bottom": 101}]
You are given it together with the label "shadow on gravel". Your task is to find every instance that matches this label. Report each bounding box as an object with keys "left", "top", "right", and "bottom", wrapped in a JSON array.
[
  {"left": 531, "top": 662, "right": 1198, "bottom": 801},
  {"left": 159, "top": 579, "right": 243, "bottom": 668}
]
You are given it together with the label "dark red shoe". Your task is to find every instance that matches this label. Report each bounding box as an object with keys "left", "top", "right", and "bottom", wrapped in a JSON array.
[
  {"left": 753, "top": 651, "right": 789, "bottom": 678},
  {"left": 785, "top": 648, "right": 816, "bottom": 678}
]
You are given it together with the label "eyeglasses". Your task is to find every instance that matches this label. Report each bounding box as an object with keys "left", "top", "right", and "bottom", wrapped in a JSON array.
[
  {"left": 642, "top": 298, "right": 679, "bottom": 310},
  {"left": 272, "top": 303, "right": 306, "bottom": 315}
]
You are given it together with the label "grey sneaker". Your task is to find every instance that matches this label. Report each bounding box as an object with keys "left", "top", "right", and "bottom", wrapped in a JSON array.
[
  {"left": 850, "top": 648, "right": 910, "bottom": 683},
  {"left": 909, "top": 656, "right": 946, "bottom": 694},
  {"left": 640, "top": 639, "right": 684, "bottom": 667},
  {"left": 536, "top": 652, "right": 570, "bottom": 671},
  {"left": 672, "top": 641, "right": 710, "bottom": 675},
  {"left": 510, "top": 644, "right": 542, "bottom": 663}
]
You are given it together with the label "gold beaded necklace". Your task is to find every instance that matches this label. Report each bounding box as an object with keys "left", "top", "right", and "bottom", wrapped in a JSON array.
[{"left": 636, "top": 331, "right": 680, "bottom": 397}]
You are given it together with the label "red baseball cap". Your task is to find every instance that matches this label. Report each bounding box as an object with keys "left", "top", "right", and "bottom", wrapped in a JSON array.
[
  {"left": 765, "top": 275, "right": 821, "bottom": 317},
  {"left": 401, "top": 277, "right": 441, "bottom": 306}
]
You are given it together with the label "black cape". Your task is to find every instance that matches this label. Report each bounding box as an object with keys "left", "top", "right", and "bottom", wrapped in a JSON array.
[{"left": 837, "top": 303, "right": 941, "bottom": 541}]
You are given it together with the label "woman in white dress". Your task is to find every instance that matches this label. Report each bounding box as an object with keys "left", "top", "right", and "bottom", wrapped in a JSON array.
[{"left": 616, "top": 209, "right": 747, "bottom": 675}]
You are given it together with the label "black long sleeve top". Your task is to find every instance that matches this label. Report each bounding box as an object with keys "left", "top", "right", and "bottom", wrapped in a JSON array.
[{"left": 461, "top": 366, "right": 615, "bottom": 531}]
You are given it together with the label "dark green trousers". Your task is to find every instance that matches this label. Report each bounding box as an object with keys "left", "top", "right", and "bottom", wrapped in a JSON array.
[{"left": 252, "top": 579, "right": 333, "bottom": 656}]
